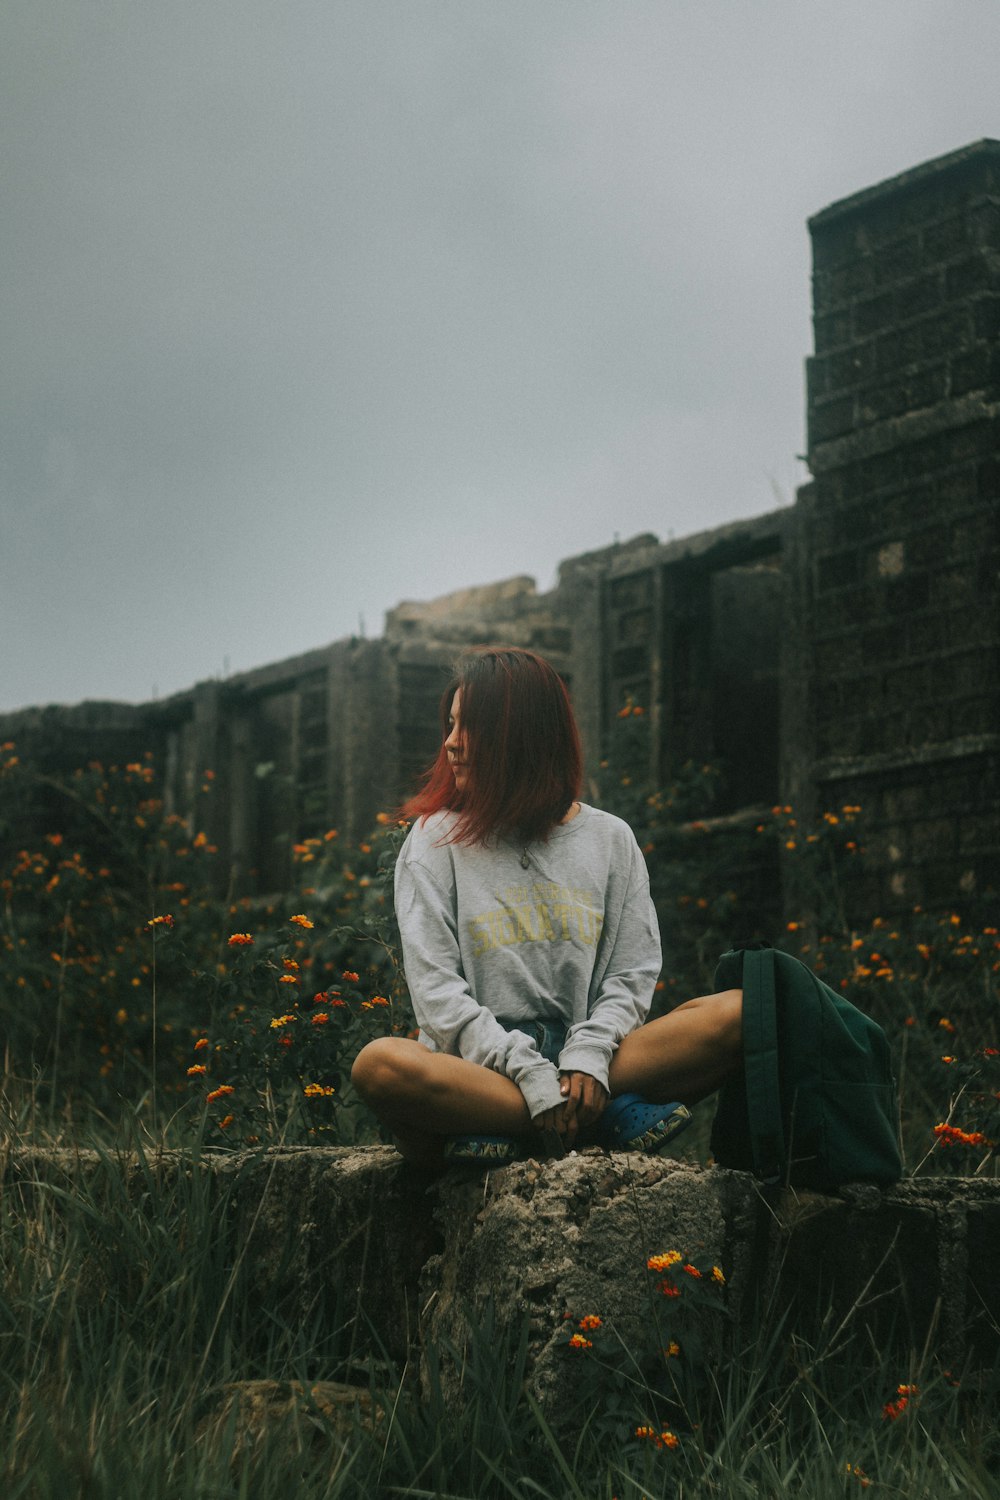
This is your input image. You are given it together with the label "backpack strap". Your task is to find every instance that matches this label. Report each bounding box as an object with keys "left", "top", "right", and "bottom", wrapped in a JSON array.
[{"left": 743, "top": 948, "right": 785, "bottom": 1185}]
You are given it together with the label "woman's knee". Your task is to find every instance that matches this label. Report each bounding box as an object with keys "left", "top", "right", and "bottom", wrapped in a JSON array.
[
  {"left": 670, "top": 987, "right": 743, "bottom": 1056},
  {"left": 351, "top": 1036, "right": 423, "bottom": 1104}
]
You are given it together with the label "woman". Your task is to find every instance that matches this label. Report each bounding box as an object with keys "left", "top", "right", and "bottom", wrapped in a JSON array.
[{"left": 352, "top": 647, "right": 742, "bottom": 1166}]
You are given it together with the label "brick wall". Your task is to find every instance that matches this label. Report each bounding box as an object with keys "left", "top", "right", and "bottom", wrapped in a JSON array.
[{"left": 800, "top": 139, "right": 1000, "bottom": 914}]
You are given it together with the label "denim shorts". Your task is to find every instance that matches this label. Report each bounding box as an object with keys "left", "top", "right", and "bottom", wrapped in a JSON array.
[{"left": 496, "top": 1016, "right": 567, "bottom": 1066}]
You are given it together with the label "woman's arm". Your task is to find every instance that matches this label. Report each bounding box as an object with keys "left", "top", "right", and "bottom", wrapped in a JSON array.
[
  {"left": 555, "top": 840, "right": 661, "bottom": 1091},
  {"left": 394, "top": 839, "right": 565, "bottom": 1119}
]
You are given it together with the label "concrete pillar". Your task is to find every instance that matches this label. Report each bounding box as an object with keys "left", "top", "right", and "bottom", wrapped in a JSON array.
[{"left": 802, "top": 139, "right": 1000, "bottom": 914}]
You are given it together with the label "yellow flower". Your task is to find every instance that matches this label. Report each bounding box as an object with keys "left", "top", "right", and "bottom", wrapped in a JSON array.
[
  {"left": 270, "top": 1014, "right": 296, "bottom": 1029},
  {"left": 303, "top": 1082, "right": 335, "bottom": 1098},
  {"left": 647, "top": 1250, "right": 682, "bottom": 1271}
]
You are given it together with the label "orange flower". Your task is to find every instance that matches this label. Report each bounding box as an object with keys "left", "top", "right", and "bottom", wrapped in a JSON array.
[
  {"left": 934, "top": 1122, "right": 989, "bottom": 1147},
  {"left": 218, "top": 1114, "right": 234, "bottom": 1129},
  {"left": 194, "top": 1036, "right": 209, "bottom": 1051},
  {"left": 647, "top": 1251, "right": 682, "bottom": 1272},
  {"left": 567, "top": 1333, "right": 592, "bottom": 1350},
  {"left": 187, "top": 1064, "right": 207, "bottom": 1076},
  {"left": 577, "top": 1314, "right": 602, "bottom": 1331},
  {"left": 311, "top": 1012, "right": 330, "bottom": 1026},
  {"left": 881, "top": 1385, "right": 918, "bottom": 1422},
  {"left": 343, "top": 970, "right": 359, "bottom": 982},
  {"left": 228, "top": 933, "right": 253, "bottom": 947},
  {"left": 206, "top": 1085, "right": 234, "bottom": 1102},
  {"left": 279, "top": 974, "right": 298, "bottom": 985},
  {"left": 303, "top": 1082, "right": 335, "bottom": 1098},
  {"left": 289, "top": 914, "right": 314, "bottom": 929},
  {"left": 147, "top": 914, "right": 174, "bottom": 929},
  {"left": 635, "top": 1426, "right": 679, "bottom": 1449}
]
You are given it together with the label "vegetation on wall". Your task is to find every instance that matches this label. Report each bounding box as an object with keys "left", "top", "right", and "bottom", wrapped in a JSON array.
[{"left": 1, "top": 728, "right": 996, "bottom": 1166}]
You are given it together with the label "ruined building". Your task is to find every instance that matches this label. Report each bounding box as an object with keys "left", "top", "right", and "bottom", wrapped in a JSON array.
[{"left": 4, "top": 141, "right": 998, "bottom": 916}]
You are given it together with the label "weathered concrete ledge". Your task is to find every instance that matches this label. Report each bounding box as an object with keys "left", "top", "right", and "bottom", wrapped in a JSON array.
[{"left": 3, "top": 1146, "right": 997, "bottom": 1402}]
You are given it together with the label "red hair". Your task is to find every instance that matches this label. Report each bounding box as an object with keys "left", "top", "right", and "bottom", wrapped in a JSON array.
[{"left": 401, "top": 647, "right": 583, "bottom": 845}]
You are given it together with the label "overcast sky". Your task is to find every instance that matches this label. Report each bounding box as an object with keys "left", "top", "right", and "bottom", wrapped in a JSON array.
[{"left": 2, "top": 2, "right": 997, "bottom": 712}]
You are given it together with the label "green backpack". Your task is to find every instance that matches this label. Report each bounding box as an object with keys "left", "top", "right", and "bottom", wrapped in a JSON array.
[{"left": 710, "top": 946, "right": 902, "bottom": 1191}]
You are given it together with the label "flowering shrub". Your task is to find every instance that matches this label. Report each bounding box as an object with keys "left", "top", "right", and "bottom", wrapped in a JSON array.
[
  {"left": 0, "top": 743, "right": 412, "bottom": 1140},
  {"left": 594, "top": 707, "right": 999, "bottom": 1174},
  {"left": 559, "top": 1247, "right": 730, "bottom": 1450},
  {"left": 1, "top": 732, "right": 996, "bottom": 1168},
  {"left": 0, "top": 750, "right": 224, "bottom": 1110},
  {"left": 185, "top": 916, "right": 411, "bottom": 1144}
]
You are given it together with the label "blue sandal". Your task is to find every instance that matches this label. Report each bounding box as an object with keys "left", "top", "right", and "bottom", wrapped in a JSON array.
[
  {"left": 595, "top": 1094, "right": 692, "bottom": 1154},
  {"left": 442, "top": 1134, "right": 519, "bottom": 1166}
]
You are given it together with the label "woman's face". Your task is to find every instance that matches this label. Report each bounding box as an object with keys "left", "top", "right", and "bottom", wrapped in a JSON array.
[{"left": 444, "top": 689, "right": 468, "bottom": 790}]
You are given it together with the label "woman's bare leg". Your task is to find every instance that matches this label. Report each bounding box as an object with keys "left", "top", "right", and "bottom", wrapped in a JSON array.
[
  {"left": 353, "top": 988, "right": 743, "bottom": 1163},
  {"left": 608, "top": 988, "right": 743, "bottom": 1106},
  {"left": 351, "top": 1036, "right": 532, "bottom": 1164}
]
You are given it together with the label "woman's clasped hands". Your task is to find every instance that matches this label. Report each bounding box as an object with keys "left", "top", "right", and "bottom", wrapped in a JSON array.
[{"left": 533, "top": 1070, "right": 608, "bottom": 1148}]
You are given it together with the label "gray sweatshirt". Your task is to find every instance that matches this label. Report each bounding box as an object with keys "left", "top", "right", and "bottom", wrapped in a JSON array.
[{"left": 393, "top": 804, "right": 661, "bottom": 1118}]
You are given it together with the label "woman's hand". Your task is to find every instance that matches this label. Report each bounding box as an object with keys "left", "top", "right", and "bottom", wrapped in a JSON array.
[{"left": 533, "top": 1071, "right": 608, "bottom": 1147}]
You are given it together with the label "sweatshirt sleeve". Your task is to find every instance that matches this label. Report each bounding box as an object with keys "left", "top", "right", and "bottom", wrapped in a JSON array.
[
  {"left": 394, "top": 833, "right": 565, "bottom": 1119},
  {"left": 555, "top": 836, "right": 660, "bottom": 1090}
]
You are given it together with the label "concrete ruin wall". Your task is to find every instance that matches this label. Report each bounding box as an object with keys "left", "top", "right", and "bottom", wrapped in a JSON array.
[
  {"left": 796, "top": 139, "right": 1000, "bottom": 915},
  {"left": 2, "top": 140, "right": 997, "bottom": 919},
  {"left": 6, "top": 1146, "right": 998, "bottom": 1410}
]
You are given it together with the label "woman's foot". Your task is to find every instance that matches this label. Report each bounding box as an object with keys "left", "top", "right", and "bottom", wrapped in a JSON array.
[
  {"left": 442, "top": 1134, "right": 520, "bottom": 1166},
  {"left": 591, "top": 1094, "right": 692, "bottom": 1154}
]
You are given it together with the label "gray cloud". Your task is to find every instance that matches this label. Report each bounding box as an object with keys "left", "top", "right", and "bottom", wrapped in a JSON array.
[{"left": 2, "top": 1, "right": 998, "bottom": 708}]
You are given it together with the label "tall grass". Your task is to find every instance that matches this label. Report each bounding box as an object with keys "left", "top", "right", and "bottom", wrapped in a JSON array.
[
  {"left": 1, "top": 738, "right": 998, "bottom": 1493},
  {"left": 0, "top": 1128, "right": 997, "bottom": 1498}
]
